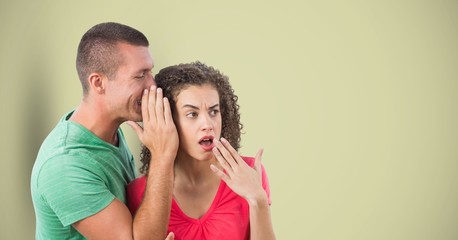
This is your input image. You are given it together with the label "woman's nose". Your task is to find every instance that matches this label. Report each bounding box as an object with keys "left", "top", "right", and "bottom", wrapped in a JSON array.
[{"left": 201, "top": 114, "right": 214, "bottom": 131}]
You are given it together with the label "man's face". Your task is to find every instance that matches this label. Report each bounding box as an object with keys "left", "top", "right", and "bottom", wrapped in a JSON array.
[{"left": 105, "top": 43, "right": 155, "bottom": 123}]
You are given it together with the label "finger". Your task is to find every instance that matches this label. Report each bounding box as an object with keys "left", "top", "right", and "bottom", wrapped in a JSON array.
[
  {"left": 212, "top": 146, "right": 234, "bottom": 174},
  {"left": 141, "top": 88, "right": 150, "bottom": 123},
  {"left": 210, "top": 164, "right": 230, "bottom": 182},
  {"left": 165, "top": 232, "right": 174, "bottom": 240},
  {"left": 254, "top": 148, "right": 264, "bottom": 179},
  {"left": 220, "top": 138, "right": 245, "bottom": 165},
  {"left": 126, "top": 121, "right": 143, "bottom": 139},
  {"left": 155, "top": 88, "right": 165, "bottom": 124},
  {"left": 148, "top": 85, "right": 157, "bottom": 123},
  {"left": 163, "top": 97, "right": 173, "bottom": 125},
  {"left": 215, "top": 139, "right": 238, "bottom": 169}
]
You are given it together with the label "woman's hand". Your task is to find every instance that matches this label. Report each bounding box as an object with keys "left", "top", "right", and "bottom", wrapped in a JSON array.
[
  {"left": 165, "top": 232, "right": 174, "bottom": 240},
  {"left": 210, "top": 138, "right": 268, "bottom": 205},
  {"left": 211, "top": 138, "right": 276, "bottom": 240}
]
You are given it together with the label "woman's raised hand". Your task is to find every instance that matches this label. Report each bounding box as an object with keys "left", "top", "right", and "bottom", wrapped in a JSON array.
[{"left": 210, "top": 138, "right": 268, "bottom": 205}]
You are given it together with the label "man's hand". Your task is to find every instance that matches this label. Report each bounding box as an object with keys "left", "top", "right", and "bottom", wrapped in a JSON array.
[
  {"left": 127, "top": 86, "right": 179, "bottom": 165},
  {"left": 127, "top": 86, "right": 177, "bottom": 240}
]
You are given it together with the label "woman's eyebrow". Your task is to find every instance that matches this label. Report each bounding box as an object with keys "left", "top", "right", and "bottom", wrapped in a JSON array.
[
  {"left": 181, "top": 103, "right": 219, "bottom": 110},
  {"left": 182, "top": 104, "right": 199, "bottom": 110},
  {"left": 209, "top": 104, "right": 219, "bottom": 109}
]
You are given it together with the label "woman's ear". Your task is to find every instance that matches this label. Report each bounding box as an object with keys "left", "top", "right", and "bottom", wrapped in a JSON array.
[{"left": 87, "top": 72, "right": 106, "bottom": 94}]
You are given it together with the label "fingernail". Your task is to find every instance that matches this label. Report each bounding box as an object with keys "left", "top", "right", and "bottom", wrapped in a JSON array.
[
  {"left": 210, "top": 164, "right": 218, "bottom": 172},
  {"left": 144, "top": 89, "right": 148, "bottom": 95}
]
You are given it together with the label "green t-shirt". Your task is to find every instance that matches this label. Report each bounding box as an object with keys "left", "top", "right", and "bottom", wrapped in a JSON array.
[{"left": 31, "top": 112, "right": 137, "bottom": 239}]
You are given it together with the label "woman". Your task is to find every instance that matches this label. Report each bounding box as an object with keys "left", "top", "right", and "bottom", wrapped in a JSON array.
[{"left": 127, "top": 62, "right": 275, "bottom": 240}]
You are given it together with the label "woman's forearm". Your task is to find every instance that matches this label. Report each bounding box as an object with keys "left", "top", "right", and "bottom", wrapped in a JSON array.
[{"left": 248, "top": 195, "right": 276, "bottom": 240}]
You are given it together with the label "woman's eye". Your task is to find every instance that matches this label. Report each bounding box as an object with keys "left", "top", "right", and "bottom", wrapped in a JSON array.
[
  {"left": 186, "top": 112, "right": 197, "bottom": 118},
  {"left": 210, "top": 109, "right": 220, "bottom": 116}
]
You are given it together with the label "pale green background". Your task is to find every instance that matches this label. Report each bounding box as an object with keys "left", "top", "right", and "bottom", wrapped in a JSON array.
[{"left": 1, "top": 1, "right": 457, "bottom": 239}]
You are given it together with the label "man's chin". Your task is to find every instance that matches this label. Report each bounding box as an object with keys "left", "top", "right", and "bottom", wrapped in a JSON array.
[
  {"left": 129, "top": 113, "right": 143, "bottom": 123},
  {"left": 133, "top": 117, "right": 143, "bottom": 122}
]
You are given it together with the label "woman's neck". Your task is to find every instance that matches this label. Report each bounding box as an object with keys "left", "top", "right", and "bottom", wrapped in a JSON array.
[{"left": 174, "top": 152, "right": 219, "bottom": 186}]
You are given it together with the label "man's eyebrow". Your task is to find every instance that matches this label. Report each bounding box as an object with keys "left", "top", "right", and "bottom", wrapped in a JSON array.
[{"left": 134, "top": 68, "right": 152, "bottom": 75}]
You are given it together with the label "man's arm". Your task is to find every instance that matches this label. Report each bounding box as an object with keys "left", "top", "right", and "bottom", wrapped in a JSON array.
[
  {"left": 73, "top": 160, "right": 174, "bottom": 240},
  {"left": 132, "top": 155, "right": 174, "bottom": 239},
  {"left": 73, "top": 163, "right": 174, "bottom": 240},
  {"left": 73, "top": 162, "right": 175, "bottom": 240},
  {"left": 73, "top": 199, "right": 175, "bottom": 240},
  {"left": 72, "top": 199, "right": 136, "bottom": 239},
  {"left": 74, "top": 87, "right": 178, "bottom": 240}
]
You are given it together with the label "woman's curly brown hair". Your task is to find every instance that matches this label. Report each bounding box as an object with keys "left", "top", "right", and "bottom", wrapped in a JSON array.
[{"left": 139, "top": 61, "right": 243, "bottom": 174}]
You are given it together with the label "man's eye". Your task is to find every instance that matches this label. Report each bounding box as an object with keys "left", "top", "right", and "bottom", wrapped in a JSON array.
[{"left": 136, "top": 71, "right": 151, "bottom": 79}]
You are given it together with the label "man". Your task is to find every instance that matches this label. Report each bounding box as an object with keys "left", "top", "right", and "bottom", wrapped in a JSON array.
[{"left": 31, "top": 22, "right": 177, "bottom": 240}]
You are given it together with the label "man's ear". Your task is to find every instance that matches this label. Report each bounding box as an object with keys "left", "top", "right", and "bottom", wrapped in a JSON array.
[{"left": 87, "top": 72, "right": 106, "bottom": 94}]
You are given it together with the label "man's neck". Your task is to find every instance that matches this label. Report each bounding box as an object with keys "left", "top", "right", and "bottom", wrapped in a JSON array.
[{"left": 69, "top": 101, "right": 120, "bottom": 146}]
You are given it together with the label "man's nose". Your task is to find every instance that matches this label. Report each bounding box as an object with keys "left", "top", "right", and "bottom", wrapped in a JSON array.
[{"left": 146, "top": 73, "right": 155, "bottom": 88}]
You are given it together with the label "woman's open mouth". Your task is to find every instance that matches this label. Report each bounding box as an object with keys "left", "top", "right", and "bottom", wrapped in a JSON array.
[{"left": 199, "top": 135, "right": 215, "bottom": 151}]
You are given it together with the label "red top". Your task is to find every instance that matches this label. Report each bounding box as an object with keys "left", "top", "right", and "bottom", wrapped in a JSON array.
[{"left": 126, "top": 156, "right": 271, "bottom": 240}]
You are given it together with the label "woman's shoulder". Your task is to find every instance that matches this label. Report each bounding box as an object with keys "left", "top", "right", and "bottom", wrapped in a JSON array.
[
  {"left": 126, "top": 175, "right": 147, "bottom": 216},
  {"left": 128, "top": 175, "right": 147, "bottom": 189}
]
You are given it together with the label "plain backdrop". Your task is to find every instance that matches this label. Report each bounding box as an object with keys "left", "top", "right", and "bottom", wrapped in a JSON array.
[{"left": 1, "top": 1, "right": 457, "bottom": 239}]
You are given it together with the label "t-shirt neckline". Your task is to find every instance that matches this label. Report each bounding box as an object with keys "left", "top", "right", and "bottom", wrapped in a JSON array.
[{"left": 171, "top": 180, "right": 225, "bottom": 224}]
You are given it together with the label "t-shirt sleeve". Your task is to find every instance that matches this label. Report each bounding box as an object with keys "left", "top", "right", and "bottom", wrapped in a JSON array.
[{"left": 37, "top": 153, "right": 115, "bottom": 227}]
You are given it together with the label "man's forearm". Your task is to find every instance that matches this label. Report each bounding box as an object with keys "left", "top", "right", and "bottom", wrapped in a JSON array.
[{"left": 133, "top": 160, "right": 174, "bottom": 240}]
